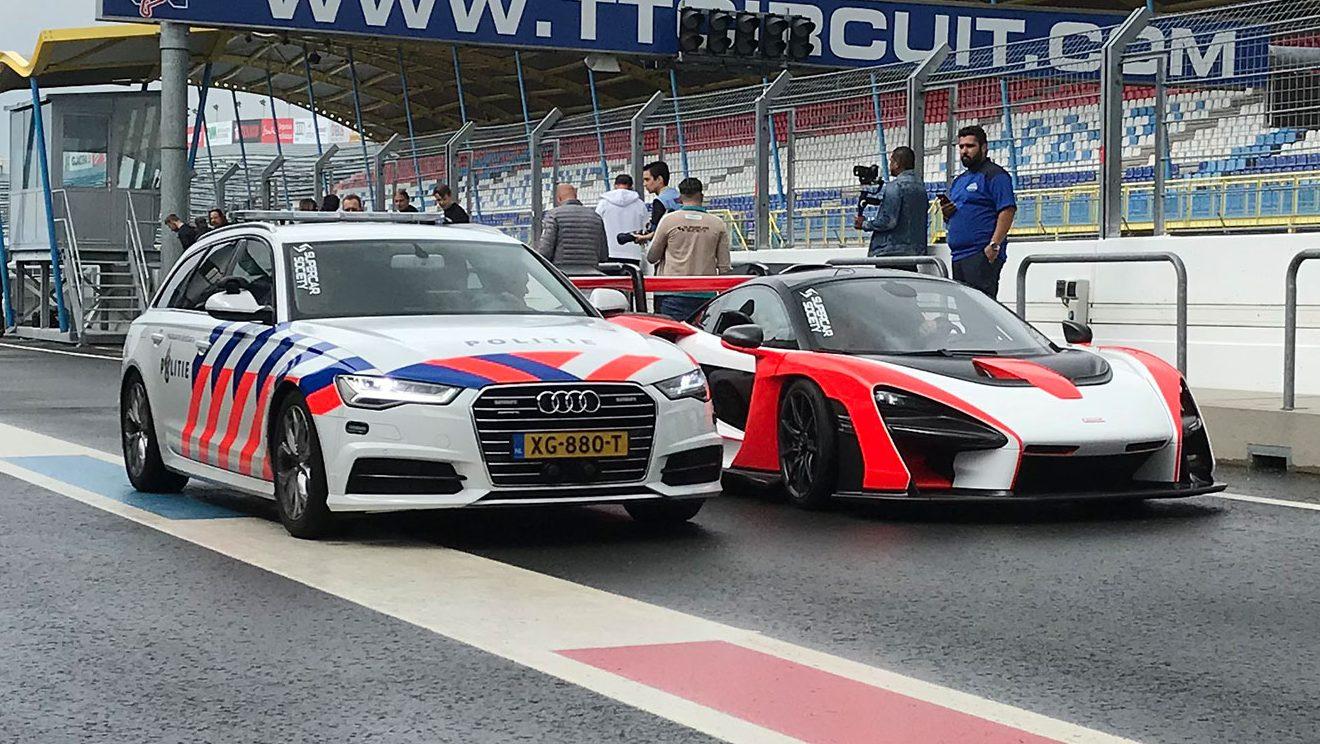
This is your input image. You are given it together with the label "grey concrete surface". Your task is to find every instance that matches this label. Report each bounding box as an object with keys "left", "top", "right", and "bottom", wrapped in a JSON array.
[{"left": 0, "top": 473, "right": 711, "bottom": 744}]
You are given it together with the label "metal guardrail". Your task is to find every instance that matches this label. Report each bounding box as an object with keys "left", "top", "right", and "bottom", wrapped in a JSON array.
[
  {"left": 828, "top": 256, "right": 950, "bottom": 278},
  {"left": 1015, "top": 252, "right": 1188, "bottom": 375},
  {"left": 1283, "top": 248, "right": 1320, "bottom": 411}
]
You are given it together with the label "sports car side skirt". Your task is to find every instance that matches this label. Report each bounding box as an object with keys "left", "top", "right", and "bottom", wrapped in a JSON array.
[{"left": 834, "top": 481, "right": 1227, "bottom": 504}]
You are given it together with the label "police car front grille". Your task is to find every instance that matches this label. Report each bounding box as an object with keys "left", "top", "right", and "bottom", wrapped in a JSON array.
[{"left": 472, "top": 383, "right": 658, "bottom": 487}]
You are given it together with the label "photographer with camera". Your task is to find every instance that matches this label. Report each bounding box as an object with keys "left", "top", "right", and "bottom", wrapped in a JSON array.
[{"left": 852, "top": 147, "right": 928, "bottom": 262}]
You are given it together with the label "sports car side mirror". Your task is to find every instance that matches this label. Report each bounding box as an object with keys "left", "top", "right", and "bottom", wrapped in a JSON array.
[
  {"left": 1062, "top": 320, "right": 1093, "bottom": 345},
  {"left": 722, "top": 324, "right": 764, "bottom": 350},
  {"left": 589, "top": 288, "right": 631, "bottom": 315},
  {"left": 714, "top": 310, "right": 755, "bottom": 335},
  {"left": 205, "top": 290, "right": 274, "bottom": 325}
]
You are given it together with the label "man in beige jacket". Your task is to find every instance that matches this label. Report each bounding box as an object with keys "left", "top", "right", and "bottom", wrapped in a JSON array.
[{"left": 646, "top": 177, "right": 731, "bottom": 320}]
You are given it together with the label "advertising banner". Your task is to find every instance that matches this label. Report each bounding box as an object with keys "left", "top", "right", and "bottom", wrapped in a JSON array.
[{"left": 101, "top": 0, "right": 1260, "bottom": 80}]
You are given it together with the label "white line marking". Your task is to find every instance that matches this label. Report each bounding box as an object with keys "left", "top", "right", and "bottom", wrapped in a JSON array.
[
  {"left": 1211, "top": 492, "right": 1320, "bottom": 512},
  {"left": 0, "top": 342, "right": 121, "bottom": 361},
  {"left": 0, "top": 422, "right": 1138, "bottom": 744}
]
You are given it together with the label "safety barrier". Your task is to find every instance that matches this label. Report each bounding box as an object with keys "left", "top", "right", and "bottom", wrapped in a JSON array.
[
  {"left": 596, "top": 262, "right": 648, "bottom": 314},
  {"left": 570, "top": 274, "right": 754, "bottom": 315},
  {"left": 1015, "top": 252, "right": 1188, "bottom": 375},
  {"left": 1283, "top": 248, "right": 1320, "bottom": 410}
]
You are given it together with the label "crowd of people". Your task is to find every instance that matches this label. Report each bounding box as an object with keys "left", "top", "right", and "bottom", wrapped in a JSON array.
[{"left": 167, "top": 129, "right": 1015, "bottom": 320}]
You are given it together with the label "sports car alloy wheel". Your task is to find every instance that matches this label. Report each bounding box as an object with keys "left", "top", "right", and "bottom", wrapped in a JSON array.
[
  {"left": 120, "top": 374, "right": 188, "bottom": 493},
  {"left": 777, "top": 380, "right": 837, "bottom": 509},
  {"left": 273, "top": 394, "right": 335, "bottom": 539}
]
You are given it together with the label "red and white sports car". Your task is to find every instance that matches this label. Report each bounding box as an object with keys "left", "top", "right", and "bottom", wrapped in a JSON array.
[{"left": 610, "top": 266, "right": 1224, "bottom": 507}]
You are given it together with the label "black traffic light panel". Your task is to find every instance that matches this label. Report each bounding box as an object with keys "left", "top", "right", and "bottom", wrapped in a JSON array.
[
  {"left": 707, "top": 10, "right": 734, "bottom": 55},
  {"left": 733, "top": 12, "right": 760, "bottom": 56},
  {"left": 760, "top": 14, "right": 788, "bottom": 58},
  {"left": 787, "top": 16, "right": 816, "bottom": 60},
  {"left": 679, "top": 8, "right": 705, "bottom": 53}
]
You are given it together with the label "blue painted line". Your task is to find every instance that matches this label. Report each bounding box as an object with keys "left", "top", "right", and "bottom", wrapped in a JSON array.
[{"left": 4, "top": 455, "right": 243, "bottom": 520}]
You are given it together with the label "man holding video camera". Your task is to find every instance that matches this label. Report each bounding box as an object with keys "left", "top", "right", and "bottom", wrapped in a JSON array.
[{"left": 852, "top": 146, "right": 928, "bottom": 261}]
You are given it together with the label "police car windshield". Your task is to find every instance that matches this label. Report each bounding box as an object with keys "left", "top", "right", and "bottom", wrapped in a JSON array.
[
  {"left": 284, "top": 239, "right": 590, "bottom": 320},
  {"left": 798, "top": 276, "right": 1054, "bottom": 356}
]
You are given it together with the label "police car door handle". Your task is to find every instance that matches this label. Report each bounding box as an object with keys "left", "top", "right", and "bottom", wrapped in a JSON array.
[
  {"left": 150, "top": 332, "right": 165, "bottom": 346},
  {"left": 194, "top": 339, "right": 212, "bottom": 354}
]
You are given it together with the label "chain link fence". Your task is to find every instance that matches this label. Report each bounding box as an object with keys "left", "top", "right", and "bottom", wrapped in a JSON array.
[{"left": 178, "top": 0, "right": 1320, "bottom": 248}]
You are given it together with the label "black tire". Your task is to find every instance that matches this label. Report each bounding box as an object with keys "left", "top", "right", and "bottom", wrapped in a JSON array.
[
  {"left": 121, "top": 372, "right": 189, "bottom": 493},
  {"left": 778, "top": 379, "right": 838, "bottom": 509},
  {"left": 271, "top": 392, "right": 336, "bottom": 539},
  {"left": 625, "top": 499, "right": 705, "bottom": 525}
]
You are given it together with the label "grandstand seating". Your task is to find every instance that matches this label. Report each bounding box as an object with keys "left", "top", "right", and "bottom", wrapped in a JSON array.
[{"left": 194, "top": 81, "right": 1320, "bottom": 239}]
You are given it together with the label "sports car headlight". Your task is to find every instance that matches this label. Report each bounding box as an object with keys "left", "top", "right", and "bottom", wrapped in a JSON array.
[
  {"left": 655, "top": 368, "right": 709, "bottom": 401},
  {"left": 874, "top": 386, "right": 1007, "bottom": 451},
  {"left": 334, "top": 375, "right": 462, "bottom": 410}
]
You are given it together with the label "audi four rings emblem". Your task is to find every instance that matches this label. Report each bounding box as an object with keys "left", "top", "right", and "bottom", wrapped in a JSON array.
[{"left": 537, "top": 390, "right": 602, "bottom": 415}]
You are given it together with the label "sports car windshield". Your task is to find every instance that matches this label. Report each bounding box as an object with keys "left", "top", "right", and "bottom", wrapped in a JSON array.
[
  {"left": 798, "top": 276, "right": 1054, "bottom": 355},
  {"left": 284, "top": 239, "right": 590, "bottom": 320}
]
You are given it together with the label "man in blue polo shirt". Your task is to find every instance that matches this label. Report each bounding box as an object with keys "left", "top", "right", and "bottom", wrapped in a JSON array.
[{"left": 940, "top": 125, "right": 1017, "bottom": 298}]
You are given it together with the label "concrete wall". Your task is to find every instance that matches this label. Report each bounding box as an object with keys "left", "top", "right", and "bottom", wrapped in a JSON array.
[{"left": 733, "top": 234, "right": 1320, "bottom": 397}]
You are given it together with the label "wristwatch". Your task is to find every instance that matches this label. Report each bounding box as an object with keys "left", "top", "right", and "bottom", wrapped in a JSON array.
[{"left": 987, "top": 242, "right": 1002, "bottom": 251}]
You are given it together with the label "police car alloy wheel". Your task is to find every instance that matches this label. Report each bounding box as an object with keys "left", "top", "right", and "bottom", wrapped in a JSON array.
[
  {"left": 272, "top": 393, "right": 335, "bottom": 539},
  {"left": 120, "top": 372, "right": 188, "bottom": 493}
]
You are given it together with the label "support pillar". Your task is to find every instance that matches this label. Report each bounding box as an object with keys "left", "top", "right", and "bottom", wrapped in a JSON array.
[
  {"left": 372, "top": 134, "right": 402, "bottom": 212},
  {"left": 159, "top": 22, "right": 191, "bottom": 272},
  {"left": 443, "top": 122, "right": 474, "bottom": 212},
  {"left": 1153, "top": 56, "right": 1168, "bottom": 236},
  {"left": 313, "top": 145, "right": 339, "bottom": 203},
  {"left": 630, "top": 92, "right": 665, "bottom": 198},
  {"left": 905, "top": 45, "right": 949, "bottom": 184},
  {"left": 530, "top": 108, "right": 564, "bottom": 245},
  {"left": 754, "top": 71, "right": 791, "bottom": 251},
  {"left": 785, "top": 109, "right": 797, "bottom": 248},
  {"left": 1099, "top": 8, "right": 1151, "bottom": 239}
]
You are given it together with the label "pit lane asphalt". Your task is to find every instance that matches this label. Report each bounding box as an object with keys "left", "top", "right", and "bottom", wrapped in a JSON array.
[{"left": 3, "top": 341, "right": 1319, "bottom": 744}]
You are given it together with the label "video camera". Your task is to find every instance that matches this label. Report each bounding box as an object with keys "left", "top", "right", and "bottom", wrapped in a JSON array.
[{"left": 854, "top": 164, "right": 884, "bottom": 216}]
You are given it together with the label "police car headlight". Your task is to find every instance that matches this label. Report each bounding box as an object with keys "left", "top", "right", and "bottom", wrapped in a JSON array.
[
  {"left": 655, "top": 368, "right": 709, "bottom": 402},
  {"left": 335, "top": 375, "right": 462, "bottom": 410}
]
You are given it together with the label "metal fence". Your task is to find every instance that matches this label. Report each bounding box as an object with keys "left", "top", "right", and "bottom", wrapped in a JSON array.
[{"left": 178, "top": 0, "right": 1320, "bottom": 251}]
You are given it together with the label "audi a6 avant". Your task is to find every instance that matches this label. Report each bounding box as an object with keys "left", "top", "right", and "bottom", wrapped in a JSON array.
[{"left": 120, "top": 217, "right": 721, "bottom": 538}]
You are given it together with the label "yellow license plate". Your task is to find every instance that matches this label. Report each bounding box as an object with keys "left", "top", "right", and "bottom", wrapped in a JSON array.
[{"left": 513, "top": 431, "right": 629, "bottom": 459}]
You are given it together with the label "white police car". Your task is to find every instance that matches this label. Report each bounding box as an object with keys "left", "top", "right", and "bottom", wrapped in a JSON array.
[{"left": 120, "top": 214, "right": 721, "bottom": 538}]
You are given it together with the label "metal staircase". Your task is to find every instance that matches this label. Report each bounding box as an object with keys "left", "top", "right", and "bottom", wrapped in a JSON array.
[{"left": 43, "top": 190, "right": 157, "bottom": 343}]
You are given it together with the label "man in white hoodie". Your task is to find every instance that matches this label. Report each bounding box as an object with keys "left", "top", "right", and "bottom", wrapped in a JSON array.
[{"left": 595, "top": 174, "right": 651, "bottom": 268}]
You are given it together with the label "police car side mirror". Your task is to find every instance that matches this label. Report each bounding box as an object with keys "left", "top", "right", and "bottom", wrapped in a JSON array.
[
  {"left": 205, "top": 290, "right": 274, "bottom": 325},
  {"left": 589, "top": 288, "right": 631, "bottom": 316},
  {"left": 721, "top": 324, "right": 764, "bottom": 350}
]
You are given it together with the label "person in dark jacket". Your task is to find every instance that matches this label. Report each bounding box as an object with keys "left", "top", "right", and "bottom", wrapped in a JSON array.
[
  {"left": 164, "top": 214, "right": 198, "bottom": 249},
  {"left": 432, "top": 184, "right": 470, "bottom": 224},
  {"left": 853, "top": 146, "right": 929, "bottom": 261},
  {"left": 537, "top": 184, "right": 608, "bottom": 274},
  {"left": 393, "top": 189, "right": 418, "bottom": 213}
]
